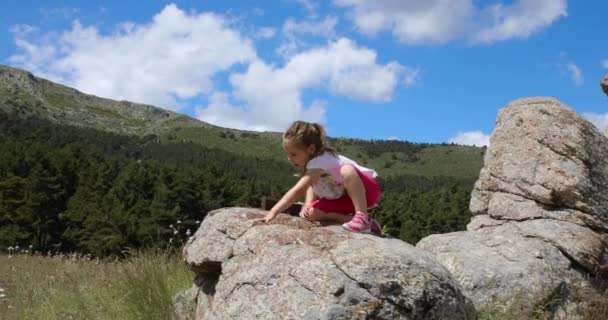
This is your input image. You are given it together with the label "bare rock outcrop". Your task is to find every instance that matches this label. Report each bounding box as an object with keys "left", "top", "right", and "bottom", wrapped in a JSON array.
[
  {"left": 602, "top": 75, "right": 608, "bottom": 96},
  {"left": 183, "top": 208, "right": 475, "bottom": 320},
  {"left": 418, "top": 97, "right": 608, "bottom": 319}
]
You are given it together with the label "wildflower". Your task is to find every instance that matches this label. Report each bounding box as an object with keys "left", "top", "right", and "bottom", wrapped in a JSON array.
[
  {"left": 173, "top": 230, "right": 178, "bottom": 235},
  {"left": 195, "top": 220, "right": 200, "bottom": 224},
  {"left": 189, "top": 236, "right": 194, "bottom": 241},
  {"left": 186, "top": 229, "right": 191, "bottom": 236},
  {"left": 169, "top": 238, "right": 174, "bottom": 244},
  {"left": 170, "top": 224, "right": 174, "bottom": 229},
  {"left": 0, "top": 288, "right": 4, "bottom": 292},
  {"left": 177, "top": 220, "right": 182, "bottom": 224},
  {"left": 0, "top": 294, "right": 5, "bottom": 298}
]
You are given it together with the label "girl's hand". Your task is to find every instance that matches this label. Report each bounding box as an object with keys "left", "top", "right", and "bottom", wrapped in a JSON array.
[
  {"left": 253, "top": 212, "right": 277, "bottom": 224},
  {"left": 299, "top": 207, "right": 310, "bottom": 220}
]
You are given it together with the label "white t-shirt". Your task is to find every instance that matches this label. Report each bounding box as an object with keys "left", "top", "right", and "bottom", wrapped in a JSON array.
[{"left": 306, "top": 152, "right": 378, "bottom": 200}]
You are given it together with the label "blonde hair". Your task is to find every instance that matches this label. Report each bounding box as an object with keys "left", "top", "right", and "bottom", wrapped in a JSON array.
[{"left": 283, "top": 121, "right": 335, "bottom": 158}]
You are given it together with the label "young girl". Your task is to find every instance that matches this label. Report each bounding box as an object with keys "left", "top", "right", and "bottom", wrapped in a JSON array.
[{"left": 257, "top": 120, "right": 382, "bottom": 235}]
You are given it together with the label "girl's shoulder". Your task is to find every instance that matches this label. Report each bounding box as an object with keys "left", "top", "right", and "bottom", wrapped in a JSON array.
[{"left": 307, "top": 151, "right": 340, "bottom": 168}]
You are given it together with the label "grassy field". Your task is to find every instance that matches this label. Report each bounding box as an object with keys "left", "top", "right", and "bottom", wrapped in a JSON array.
[
  {"left": 1, "top": 251, "right": 605, "bottom": 319},
  {"left": 0, "top": 251, "right": 193, "bottom": 320}
]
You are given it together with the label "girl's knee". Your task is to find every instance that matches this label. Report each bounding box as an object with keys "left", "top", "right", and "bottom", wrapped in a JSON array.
[
  {"left": 306, "top": 208, "right": 324, "bottom": 221},
  {"left": 340, "top": 165, "right": 359, "bottom": 180}
]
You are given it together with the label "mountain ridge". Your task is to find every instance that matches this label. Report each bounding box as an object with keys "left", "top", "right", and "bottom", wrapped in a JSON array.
[
  {"left": 0, "top": 64, "right": 484, "bottom": 178},
  {"left": 0, "top": 64, "right": 215, "bottom": 136}
]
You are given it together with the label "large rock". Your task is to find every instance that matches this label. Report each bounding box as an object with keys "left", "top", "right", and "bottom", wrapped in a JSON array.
[
  {"left": 418, "top": 97, "right": 608, "bottom": 319},
  {"left": 183, "top": 207, "right": 475, "bottom": 320},
  {"left": 602, "top": 74, "right": 608, "bottom": 96}
]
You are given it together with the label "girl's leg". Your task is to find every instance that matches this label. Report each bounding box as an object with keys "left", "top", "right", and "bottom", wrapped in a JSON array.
[
  {"left": 304, "top": 207, "right": 352, "bottom": 224},
  {"left": 340, "top": 165, "right": 382, "bottom": 233},
  {"left": 304, "top": 165, "right": 381, "bottom": 233},
  {"left": 339, "top": 165, "right": 368, "bottom": 214}
]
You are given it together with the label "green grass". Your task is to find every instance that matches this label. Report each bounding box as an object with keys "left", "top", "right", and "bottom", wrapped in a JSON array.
[
  {"left": 166, "top": 127, "right": 485, "bottom": 178},
  {"left": 45, "top": 93, "right": 81, "bottom": 110},
  {"left": 168, "top": 126, "right": 284, "bottom": 160},
  {"left": 0, "top": 250, "right": 194, "bottom": 320},
  {"left": 337, "top": 144, "right": 485, "bottom": 177},
  {"left": 477, "top": 287, "right": 608, "bottom": 320}
]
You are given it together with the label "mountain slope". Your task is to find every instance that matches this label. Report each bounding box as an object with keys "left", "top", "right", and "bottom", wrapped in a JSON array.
[
  {"left": 0, "top": 64, "right": 484, "bottom": 178},
  {"left": 0, "top": 64, "right": 212, "bottom": 136}
]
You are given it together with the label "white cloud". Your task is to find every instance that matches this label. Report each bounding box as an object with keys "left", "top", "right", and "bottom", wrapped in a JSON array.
[
  {"left": 582, "top": 113, "right": 608, "bottom": 132},
  {"left": 197, "top": 38, "right": 410, "bottom": 131},
  {"left": 195, "top": 92, "right": 270, "bottom": 131},
  {"left": 386, "top": 136, "right": 399, "bottom": 141},
  {"left": 566, "top": 62, "right": 583, "bottom": 86},
  {"left": 448, "top": 131, "right": 490, "bottom": 147},
  {"left": 402, "top": 66, "right": 421, "bottom": 88},
  {"left": 473, "top": 0, "right": 567, "bottom": 43},
  {"left": 283, "top": 16, "right": 338, "bottom": 38},
  {"left": 9, "top": 25, "right": 58, "bottom": 77},
  {"left": 9, "top": 4, "right": 256, "bottom": 111},
  {"left": 294, "top": 0, "right": 319, "bottom": 17},
  {"left": 43, "top": 7, "right": 80, "bottom": 20},
  {"left": 333, "top": 0, "right": 567, "bottom": 44},
  {"left": 256, "top": 27, "right": 276, "bottom": 39},
  {"left": 602, "top": 59, "right": 608, "bottom": 69},
  {"left": 277, "top": 15, "right": 338, "bottom": 58},
  {"left": 10, "top": 4, "right": 414, "bottom": 132},
  {"left": 334, "top": 0, "right": 474, "bottom": 44}
]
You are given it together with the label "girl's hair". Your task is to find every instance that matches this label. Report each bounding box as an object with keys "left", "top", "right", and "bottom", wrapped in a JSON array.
[{"left": 283, "top": 121, "right": 336, "bottom": 157}]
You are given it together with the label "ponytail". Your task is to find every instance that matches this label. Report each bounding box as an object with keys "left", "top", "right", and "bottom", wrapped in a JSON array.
[{"left": 283, "top": 121, "right": 336, "bottom": 157}]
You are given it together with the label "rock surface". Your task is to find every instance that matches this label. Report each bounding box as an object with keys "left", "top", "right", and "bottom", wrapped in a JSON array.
[
  {"left": 183, "top": 207, "right": 475, "bottom": 320},
  {"left": 602, "top": 74, "right": 608, "bottom": 96},
  {"left": 418, "top": 97, "right": 608, "bottom": 319}
]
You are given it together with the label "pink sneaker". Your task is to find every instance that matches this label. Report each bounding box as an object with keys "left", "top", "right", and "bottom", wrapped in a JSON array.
[
  {"left": 342, "top": 211, "right": 371, "bottom": 233},
  {"left": 370, "top": 219, "right": 382, "bottom": 236}
]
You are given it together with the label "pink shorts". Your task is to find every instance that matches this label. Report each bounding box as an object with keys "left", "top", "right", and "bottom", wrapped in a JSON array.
[{"left": 308, "top": 165, "right": 381, "bottom": 215}]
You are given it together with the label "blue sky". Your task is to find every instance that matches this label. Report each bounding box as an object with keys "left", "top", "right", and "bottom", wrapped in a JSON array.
[{"left": 1, "top": 1, "right": 607, "bottom": 145}]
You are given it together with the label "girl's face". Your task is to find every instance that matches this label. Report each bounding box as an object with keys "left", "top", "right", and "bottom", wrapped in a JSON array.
[{"left": 282, "top": 139, "right": 315, "bottom": 169}]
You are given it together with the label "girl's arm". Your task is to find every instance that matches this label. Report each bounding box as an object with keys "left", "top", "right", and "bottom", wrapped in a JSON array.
[
  {"left": 300, "top": 186, "right": 316, "bottom": 216},
  {"left": 304, "top": 186, "right": 316, "bottom": 208},
  {"left": 262, "top": 169, "right": 322, "bottom": 222}
]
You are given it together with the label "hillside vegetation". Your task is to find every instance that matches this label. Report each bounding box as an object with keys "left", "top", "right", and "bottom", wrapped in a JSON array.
[{"left": 0, "top": 64, "right": 484, "bottom": 255}]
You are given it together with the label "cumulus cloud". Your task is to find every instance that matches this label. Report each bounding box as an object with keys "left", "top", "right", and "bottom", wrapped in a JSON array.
[
  {"left": 9, "top": 4, "right": 256, "bottom": 111},
  {"left": 386, "top": 136, "right": 399, "bottom": 141},
  {"left": 333, "top": 0, "right": 567, "bottom": 44},
  {"left": 334, "top": 0, "right": 473, "bottom": 44},
  {"left": 448, "top": 131, "right": 490, "bottom": 147},
  {"left": 566, "top": 62, "right": 584, "bottom": 86},
  {"left": 582, "top": 113, "right": 608, "bottom": 132},
  {"left": 602, "top": 59, "right": 608, "bottom": 69},
  {"left": 10, "top": 4, "right": 414, "bottom": 132},
  {"left": 197, "top": 38, "right": 411, "bottom": 131}
]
